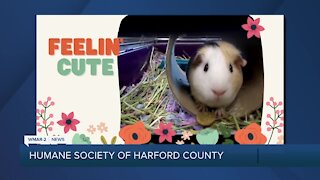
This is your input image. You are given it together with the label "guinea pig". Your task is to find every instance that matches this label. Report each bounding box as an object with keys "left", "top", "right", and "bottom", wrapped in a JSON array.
[{"left": 186, "top": 41, "right": 247, "bottom": 117}]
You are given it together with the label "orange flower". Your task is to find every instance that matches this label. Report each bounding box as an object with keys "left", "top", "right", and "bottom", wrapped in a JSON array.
[
  {"left": 119, "top": 121, "right": 151, "bottom": 144},
  {"left": 235, "top": 123, "right": 267, "bottom": 144}
]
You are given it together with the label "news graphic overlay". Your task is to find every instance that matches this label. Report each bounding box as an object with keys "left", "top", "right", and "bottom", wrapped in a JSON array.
[{"left": 23, "top": 15, "right": 284, "bottom": 165}]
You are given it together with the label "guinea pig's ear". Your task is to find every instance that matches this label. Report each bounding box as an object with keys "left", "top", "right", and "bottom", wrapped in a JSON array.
[
  {"left": 191, "top": 54, "right": 202, "bottom": 67},
  {"left": 235, "top": 56, "right": 247, "bottom": 68}
]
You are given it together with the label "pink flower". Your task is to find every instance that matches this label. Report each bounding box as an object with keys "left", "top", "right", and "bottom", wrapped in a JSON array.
[
  {"left": 48, "top": 127, "right": 53, "bottom": 131},
  {"left": 50, "top": 101, "right": 55, "bottom": 106},
  {"left": 154, "top": 122, "right": 176, "bottom": 143},
  {"left": 276, "top": 110, "right": 279, "bottom": 114},
  {"left": 38, "top": 101, "right": 42, "bottom": 105},
  {"left": 281, "top": 117, "right": 284, "bottom": 121},
  {"left": 44, "top": 102, "right": 48, "bottom": 106},
  {"left": 40, "top": 109, "right": 45, "bottom": 114},
  {"left": 50, "top": 121, "right": 54, "bottom": 125},
  {"left": 273, "top": 120, "right": 277, "bottom": 125},
  {"left": 267, "top": 114, "right": 271, "bottom": 118},
  {"left": 57, "top": 112, "right": 80, "bottom": 133},
  {"left": 278, "top": 129, "right": 282, "bottom": 133},
  {"left": 43, "top": 120, "right": 47, "bottom": 125},
  {"left": 278, "top": 101, "right": 283, "bottom": 106},
  {"left": 241, "top": 17, "right": 265, "bottom": 39},
  {"left": 279, "top": 123, "right": 284, "bottom": 127},
  {"left": 97, "top": 122, "right": 108, "bottom": 133},
  {"left": 49, "top": 114, "right": 54, "bottom": 118},
  {"left": 266, "top": 121, "right": 270, "bottom": 126},
  {"left": 87, "top": 125, "right": 96, "bottom": 134},
  {"left": 36, "top": 109, "right": 40, "bottom": 113},
  {"left": 266, "top": 101, "right": 270, "bottom": 106},
  {"left": 281, "top": 110, "right": 284, "bottom": 114},
  {"left": 267, "top": 127, "right": 272, "bottom": 131},
  {"left": 182, "top": 130, "right": 193, "bottom": 141},
  {"left": 36, "top": 116, "right": 40, "bottom": 120},
  {"left": 47, "top": 97, "right": 52, "bottom": 101},
  {"left": 273, "top": 102, "right": 277, "bottom": 106},
  {"left": 269, "top": 97, "right": 274, "bottom": 101},
  {"left": 36, "top": 122, "right": 40, "bottom": 126},
  {"left": 38, "top": 128, "right": 42, "bottom": 132}
]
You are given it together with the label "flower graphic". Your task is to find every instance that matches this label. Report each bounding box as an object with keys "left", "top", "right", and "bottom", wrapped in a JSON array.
[
  {"left": 154, "top": 122, "right": 176, "bottom": 143},
  {"left": 265, "top": 97, "right": 284, "bottom": 144},
  {"left": 57, "top": 112, "right": 80, "bottom": 133},
  {"left": 181, "top": 130, "right": 193, "bottom": 141},
  {"left": 36, "top": 96, "right": 55, "bottom": 136},
  {"left": 176, "top": 140, "right": 184, "bottom": 145},
  {"left": 87, "top": 125, "right": 96, "bottom": 134},
  {"left": 235, "top": 123, "right": 267, "bottom": 144},
  {"left": 241, "top": 17, "right": 265, "bottom": 39},
  {"left": 277, "top": 135, "right": 284, "bottom": 144},
  {"left": 119, "top": 121, "right": 151, "bottom": 144},
  {"left": 97, "top": 122, "right": 108, "bottom": 133}
]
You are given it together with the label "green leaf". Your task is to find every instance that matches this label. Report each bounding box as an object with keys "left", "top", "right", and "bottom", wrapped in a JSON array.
[
  {"left": 196, "top": 128, "right": 219, "bottom": 145},
  {"left": 72, "top": 133, "right": 91, "bottom": 144},
  {"left": 222, "top": 139, "right": 234, "bottom": 144},
  {"left": 111, "top": 136, "right": 117, "bottom": 144},
  {"left": 101, "top": 135, "right": 108, "bottom": 144},
  {"left": 218, "top": 124, "right": 231, "bottom": 138}
]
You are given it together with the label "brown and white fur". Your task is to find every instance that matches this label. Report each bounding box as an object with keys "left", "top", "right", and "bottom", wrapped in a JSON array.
[{"left": 187, "top": 41, "right": 247, "bottom": 117}]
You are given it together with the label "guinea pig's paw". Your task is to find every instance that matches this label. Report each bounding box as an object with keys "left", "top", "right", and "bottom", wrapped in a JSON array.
[
  {"left": 215, "top": 108, "right": 226, "bottom": 118},
  {"left": 196, "top": 102, "right": 209, "bottom": 113}
]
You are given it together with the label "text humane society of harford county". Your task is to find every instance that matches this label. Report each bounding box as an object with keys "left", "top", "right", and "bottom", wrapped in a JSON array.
[{"left": 29, "top": 151, "right": 224, "bottom": 160}]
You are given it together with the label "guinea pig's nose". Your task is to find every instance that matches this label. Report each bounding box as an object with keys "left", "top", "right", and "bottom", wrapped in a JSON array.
[{"left": 212, "top": 89, "right": 226, "bottom": 96}]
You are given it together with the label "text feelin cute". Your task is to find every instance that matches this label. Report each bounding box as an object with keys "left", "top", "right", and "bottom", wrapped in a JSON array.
[{"left": 48, "top": 38, "right": 123, "bottom": 76}]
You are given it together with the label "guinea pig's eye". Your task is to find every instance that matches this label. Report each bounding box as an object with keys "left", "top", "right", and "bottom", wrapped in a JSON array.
[
  {"left": 204, "top": 63, "right": 209, "bottom": 72},
  {"left": 229, "top": 64, "right": 233, "bottom": 73}
]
